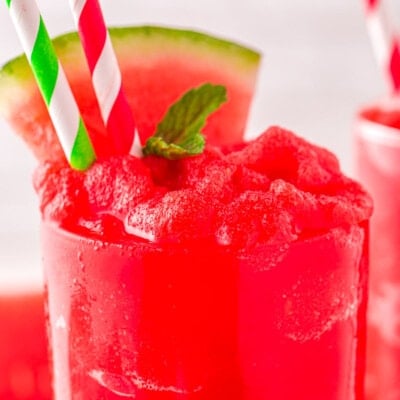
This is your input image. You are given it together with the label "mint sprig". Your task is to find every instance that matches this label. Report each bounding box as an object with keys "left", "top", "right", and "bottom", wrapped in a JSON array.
[{"left": 143, "top": 83, "right": 227, "bottom": 159}]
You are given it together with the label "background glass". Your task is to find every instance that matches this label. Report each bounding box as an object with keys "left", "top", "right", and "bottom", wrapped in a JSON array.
[{"left": 355, "top": 102, "right": 400, "bottom": 400}]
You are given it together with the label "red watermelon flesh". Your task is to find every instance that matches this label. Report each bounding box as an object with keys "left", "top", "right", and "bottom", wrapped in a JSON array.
[{"left": 0, "top": 26, "right": 260, "bottom": 162}]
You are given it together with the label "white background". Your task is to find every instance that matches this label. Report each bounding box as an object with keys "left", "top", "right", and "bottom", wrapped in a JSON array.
[{"left": 0, "top": 0, "right": 392, "bottom": 283}]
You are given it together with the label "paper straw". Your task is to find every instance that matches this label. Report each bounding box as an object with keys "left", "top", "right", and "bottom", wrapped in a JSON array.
[
  {"left": 69, "top": 0, "right": 142, "bottom": 157},
  {"left": 364, "top": 0, "right": 400, "bottom": 93},
  {"left": 4, "top": 0, "right": 96, "bottom": 171}
]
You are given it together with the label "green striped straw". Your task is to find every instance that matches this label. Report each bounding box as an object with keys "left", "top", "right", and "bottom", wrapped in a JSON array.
[{"left": 5, "top": 0, "right": 96, "bottom": 171}]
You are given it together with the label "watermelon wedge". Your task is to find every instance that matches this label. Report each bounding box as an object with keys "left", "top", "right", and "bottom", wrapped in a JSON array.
[{"left": 0, "top": 26, "right": 260, "bottom": 162}]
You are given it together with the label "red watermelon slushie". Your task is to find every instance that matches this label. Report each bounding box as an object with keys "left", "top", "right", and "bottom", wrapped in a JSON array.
[
  {"left": 355, "top": 104, "right": 400, "bottom": 400},
  {"left": 0, "top": 25, "right": 371, "bottom": 400},
  {"left": 39, "top": 127, "right": 371, "bottom": 399}
]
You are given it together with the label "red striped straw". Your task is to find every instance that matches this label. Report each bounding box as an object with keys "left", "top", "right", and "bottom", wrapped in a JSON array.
[
  {"left": 364, "top": 0, "right": 400, "bottom": 94},
  {"left": 69, "top": 0, "right": 142, "bottom": 157}
]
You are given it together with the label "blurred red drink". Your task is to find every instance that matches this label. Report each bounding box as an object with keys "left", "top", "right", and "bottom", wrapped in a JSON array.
[
  {"left": 0, "top": 276, "right": 51, "bottom": 400},
  {"left": 39, "top": 128, "right": 371, "bottom": 399},
  {"left": 355, "top": 103, "right": 400, "bottom": 400}
]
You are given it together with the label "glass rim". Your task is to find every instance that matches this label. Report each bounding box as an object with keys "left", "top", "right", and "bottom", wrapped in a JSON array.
[
  {"left": 41, "top": 220, "right": 366, "bottom": 253},
  {"left": 356, "top": 102, "right": 400, "bottom": 147}
]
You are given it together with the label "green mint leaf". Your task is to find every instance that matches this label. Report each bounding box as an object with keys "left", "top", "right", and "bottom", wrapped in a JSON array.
[{"left": 143, "top": 83, "right": 227, "bottom": 159}]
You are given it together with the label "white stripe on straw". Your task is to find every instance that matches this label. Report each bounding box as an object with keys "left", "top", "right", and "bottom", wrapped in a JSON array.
[
  {"left": 92, "top": 35, "right": 122, "bottom": 122},
  {"left": 366, "top": 4, "right": 393, "bottom": 70},
  {"left": 364, "top": 0, "right": 400, "bottom": 93},
  {"left": 51, "top": 69, "right": 86, "bottom": 156}
]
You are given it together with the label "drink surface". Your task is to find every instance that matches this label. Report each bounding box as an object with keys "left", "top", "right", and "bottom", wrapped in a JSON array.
[
  {"left": 355, "top": 107, "right": 400, "bottom": 400},
  {"left": 36, "top": 126, "right": 371, "bottom": 246},
  {"left": 39, "top": 126, "right": 372, "bottom": 399},
  {"left": 361, "top": 107, "right": 400, "bottom": 131}
]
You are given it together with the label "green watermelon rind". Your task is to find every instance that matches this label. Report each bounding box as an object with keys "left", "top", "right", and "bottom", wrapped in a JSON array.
[{"left": 0, "top": 25, "right": 261, "bottom": 117}]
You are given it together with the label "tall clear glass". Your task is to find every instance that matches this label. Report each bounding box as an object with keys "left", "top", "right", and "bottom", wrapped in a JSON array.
[{"left": 42, "top": 221, "right": 368, "bottom": 399}]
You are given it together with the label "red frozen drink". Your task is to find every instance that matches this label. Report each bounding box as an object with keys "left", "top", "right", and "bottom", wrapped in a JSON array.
[{"left": 39, "top": 127, "right": 371, "bottom": 399}]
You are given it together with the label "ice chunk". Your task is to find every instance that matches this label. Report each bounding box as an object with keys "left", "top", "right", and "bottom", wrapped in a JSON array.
[
  {"left": 125, "top": 189, "right": 217, "bottom": 243},
  {"left": 84, "top": 156, "right": 154, "bottom": 217},
  {"left": 89, "top": 369, "right": 202, "bottom": 396}
]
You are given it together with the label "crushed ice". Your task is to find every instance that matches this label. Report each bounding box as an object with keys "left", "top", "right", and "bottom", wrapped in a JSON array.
[
  {"left": 55, "top": 315, "right": 66, "bottom": 329},
  {"left": 89, "top": 369, "right": 203, "bottom": 396}
]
